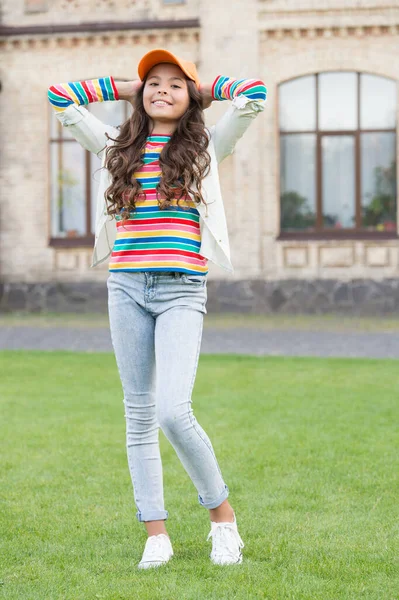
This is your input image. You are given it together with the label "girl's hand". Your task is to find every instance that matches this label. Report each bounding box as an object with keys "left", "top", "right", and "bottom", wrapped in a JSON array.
[
  {"left": 115, "top": 79, "right": 143, "bottom": 105},
  {"left": 198, "top": 83, "right": 213, "bottom": 110}
]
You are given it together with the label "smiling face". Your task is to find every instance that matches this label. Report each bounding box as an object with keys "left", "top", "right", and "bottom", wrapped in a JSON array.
[{"left": 142, "top": 62, "right": 191, "bottom": 134}]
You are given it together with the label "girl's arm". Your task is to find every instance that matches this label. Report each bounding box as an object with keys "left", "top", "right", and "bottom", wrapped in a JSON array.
[
  {"left": 202, "top": 75, "right": 267, "bottom": 164},
  {"left": 47, "top": 77, "right": 141, "bottom": 113},
  {"left": 211, "top": 76, "right": 267, "bottom": 104},
  {"left": 48, "top": 76, "right": 119, "bottom": 114},
  {"left": 47, "top": 77, "right": 141, "bottom": 154}
]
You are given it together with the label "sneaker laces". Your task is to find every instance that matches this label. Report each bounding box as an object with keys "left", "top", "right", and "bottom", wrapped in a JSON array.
[{"left": 207, "top": 522, "right": 245, "bottom": 559}]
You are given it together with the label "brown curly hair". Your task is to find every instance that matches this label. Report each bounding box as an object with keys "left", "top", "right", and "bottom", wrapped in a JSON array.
[{"left": 102, "top": 77, "right": 211, "bottom": 222}]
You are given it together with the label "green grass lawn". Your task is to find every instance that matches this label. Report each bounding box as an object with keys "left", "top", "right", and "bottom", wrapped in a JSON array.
[{"left": 1, "top": 352, "right": 398, "bottom": 600}]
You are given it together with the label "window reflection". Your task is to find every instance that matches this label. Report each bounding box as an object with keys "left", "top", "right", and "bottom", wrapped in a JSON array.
[
  {"left": 361, "top": 132, "right": 396, "bottom": 231},
  {"left": 280, "top": 135, "right": 316, "bottom": 230},
  {"left": 319, "top": 72, "right": 357, "bottom": 131},
  {"left": 51, "top": 142, "right": 86, "bottom": 237},
  {"left": 360, "top": 75, "right": 397, "bottom": 130},
  {"left": 322, "top": 136, "right": 355, "bottom": 228},
  {"left": 279, "top": 75, "right": 315, "bottom": 132}
]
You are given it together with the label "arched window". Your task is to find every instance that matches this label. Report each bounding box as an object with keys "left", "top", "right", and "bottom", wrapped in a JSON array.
[{"left": 279, "top": 72, "right": 397, "bottom": 237}]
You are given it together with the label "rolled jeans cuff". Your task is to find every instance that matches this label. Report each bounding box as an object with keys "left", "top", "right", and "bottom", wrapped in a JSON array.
[
  {"left": 136, "top": 509, "right": 169, "bottom": 522},
  {"left": 198, "top": 484, "right": 229, "bottom": 509}
]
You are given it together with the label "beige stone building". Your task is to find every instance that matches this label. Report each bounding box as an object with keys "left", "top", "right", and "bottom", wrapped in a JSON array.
[{"left": 0, "top": 0, "right": 398, "bottom": 312}]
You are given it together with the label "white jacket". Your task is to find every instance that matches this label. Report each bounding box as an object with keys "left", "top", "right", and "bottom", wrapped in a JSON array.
[{"left": 55, "top": 94, "right": 265, "bottom": 273}]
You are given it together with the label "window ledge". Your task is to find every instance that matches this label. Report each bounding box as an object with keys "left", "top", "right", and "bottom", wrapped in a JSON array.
[
  {"left": 277, "top": 231, "right": 398, "bottom": 241},
  {"left": 49, "top": 236, "right": 94, "bottom": 248}
]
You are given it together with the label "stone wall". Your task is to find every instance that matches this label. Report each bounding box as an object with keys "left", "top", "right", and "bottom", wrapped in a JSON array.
[{"left": 2, "top": 278, "right": 399, "bottom": 315}]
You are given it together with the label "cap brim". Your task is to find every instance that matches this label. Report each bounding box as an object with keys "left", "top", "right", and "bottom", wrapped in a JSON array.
[{"left": 138, "top": 49, "right": 197, "bottom": 85}]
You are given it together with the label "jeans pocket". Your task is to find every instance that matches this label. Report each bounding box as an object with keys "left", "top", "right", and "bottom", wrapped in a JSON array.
[{"left": 181, "top": 274, "right": 206, "bottom": 286}]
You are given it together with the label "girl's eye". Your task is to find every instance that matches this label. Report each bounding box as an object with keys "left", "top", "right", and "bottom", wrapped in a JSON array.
[{"left": 148, "top": 82, "right": 181, "bottom": 89}]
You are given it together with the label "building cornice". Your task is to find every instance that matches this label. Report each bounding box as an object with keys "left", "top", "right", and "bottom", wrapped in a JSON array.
[
  {"left": 260, "top": 23, "right": 399, "bottom": 40},
  {"left": 0, "top": 28, "right": 199, "bottom": 51},
  {"left": 258, "top": 1, "right": 399, "bottom": 15},
  {"left": 258, "top": 5, "right": 399, "bottom": 34},
  {"left": 0, "top": 18, "right": 199, "bottom": 38}
]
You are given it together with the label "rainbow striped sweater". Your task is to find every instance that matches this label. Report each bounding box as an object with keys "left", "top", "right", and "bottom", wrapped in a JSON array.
[
  {"left": 111, "top": 135, "right": 207, "bottom": 274},
  {"left": 48, "top": 75, "right": 267, "bottom": 275}
]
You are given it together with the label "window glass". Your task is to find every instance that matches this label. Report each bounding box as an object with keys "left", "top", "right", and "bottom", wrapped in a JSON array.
[
  {"left": 360, "top": 74, "right": 397, "bottom": 130},
  {"left": 361, "top": 132, "right": 396, "bottom": 231},
  {"left": 50, "top": 142, "right": 86, "bottom": 236},
  {"left": 319, "top": 72, "right": 357, "bottom": 131},
  {"left": 50, "top": 143, "right": 60, "bottom": 237},
  {"left": 89, "top": 100, "right": 128, "bottom": 128},
  {"left": 279, "top": 75, "right": 316, "bottom": 132},
  {"left": 322, "top": 135, "right": 355, "bottom": 228},
  {"left": 280, "top": 134, "right": 316, "bottom": 230}
]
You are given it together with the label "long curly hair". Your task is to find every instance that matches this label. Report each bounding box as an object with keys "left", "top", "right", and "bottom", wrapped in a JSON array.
[{"left": 102, "top": 77, "right": 211, "bottom": 222}]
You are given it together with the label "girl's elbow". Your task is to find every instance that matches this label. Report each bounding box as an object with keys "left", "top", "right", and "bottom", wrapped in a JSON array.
[
  {"left": 47, "top": 85, "right": 58, "bottom": 107},
  {"left": 257, "top": 81, "right": 268, "bottom": 101}
]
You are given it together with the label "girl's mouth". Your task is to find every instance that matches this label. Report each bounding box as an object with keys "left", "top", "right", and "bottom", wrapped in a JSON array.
[{"left": 152, "top": 100, "right": 172, "bottom": 107}]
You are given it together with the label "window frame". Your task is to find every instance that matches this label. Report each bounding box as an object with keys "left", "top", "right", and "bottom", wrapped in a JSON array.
[
  {"left": 48, "top": 98, "right": 131, "bottom": 249},
  {"left": 278, "top": 72, "right": 398, "bottom": 240}
]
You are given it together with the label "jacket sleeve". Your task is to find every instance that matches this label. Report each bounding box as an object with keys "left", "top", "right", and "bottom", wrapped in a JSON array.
[
  {"left": 209, "top": 76, "right": 267, "bottom": 164},
  {"left": 47, "top": 76, "right": 121, "bottom": 155}
]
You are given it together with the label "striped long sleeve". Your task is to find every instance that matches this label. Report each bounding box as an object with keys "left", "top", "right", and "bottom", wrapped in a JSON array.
[
  {"left": 47, "top": 76, "right": 119, "bottom": 112},
  {"left": 211, "top": 76, "right": 267, "bottom": 103}
]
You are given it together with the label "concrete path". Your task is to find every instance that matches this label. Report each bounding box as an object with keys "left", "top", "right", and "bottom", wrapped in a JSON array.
[{"left": 1, "top": 325, "right": 399, "bottom": 359}]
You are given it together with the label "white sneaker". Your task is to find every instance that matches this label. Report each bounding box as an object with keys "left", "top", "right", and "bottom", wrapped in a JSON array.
[
  {"left": 138, "top": 534, "right": 173, "bottom": 570},
  {"left": 207, "top": 514, "right": 245, "bottom": 565}
]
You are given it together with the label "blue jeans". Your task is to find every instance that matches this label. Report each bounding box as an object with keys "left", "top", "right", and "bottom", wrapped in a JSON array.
[{"left": 107, "top": 271, "right": 229, "bottom": 522}]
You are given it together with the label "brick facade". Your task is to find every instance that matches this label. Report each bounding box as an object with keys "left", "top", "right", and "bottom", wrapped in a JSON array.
[{"left": 0, "top": 1, "right": 398, "bottom": 308}]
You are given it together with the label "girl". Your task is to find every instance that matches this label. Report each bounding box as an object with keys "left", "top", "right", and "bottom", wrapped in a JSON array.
[{"left": 48, "top": 48, "right": 267, "bottom": 569}]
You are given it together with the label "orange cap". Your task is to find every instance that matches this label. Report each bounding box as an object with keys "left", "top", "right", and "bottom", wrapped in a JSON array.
[{"left": 137, "top": 48, "right": 200, "bottom": 89}]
